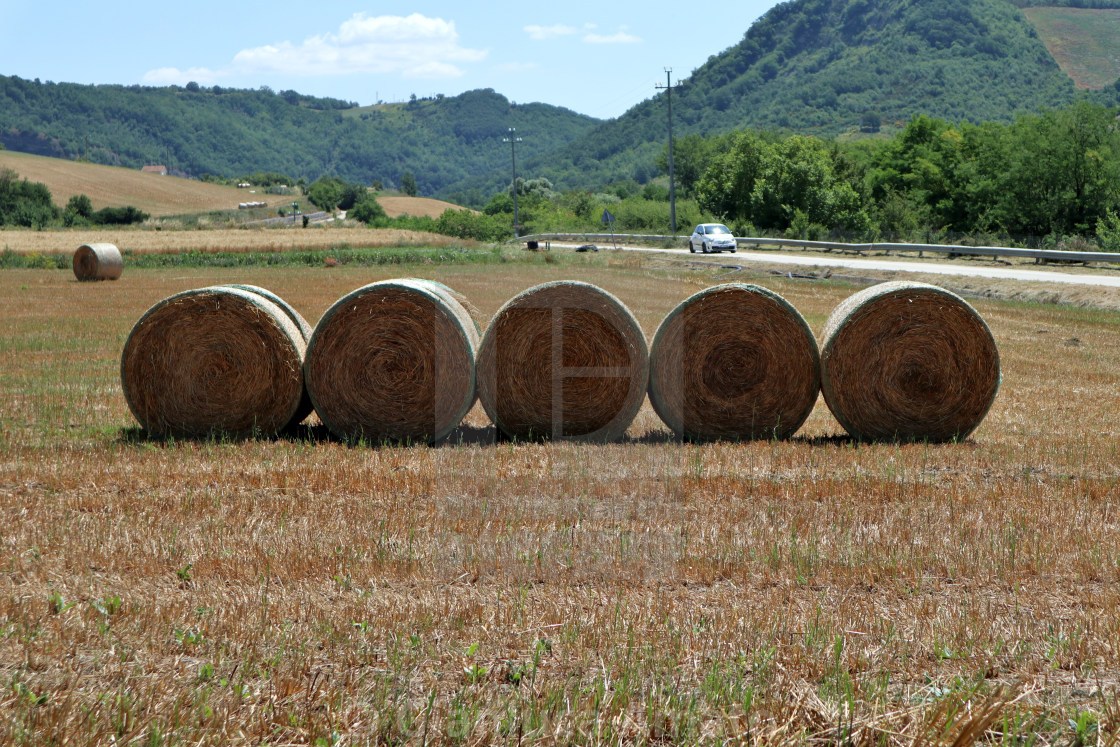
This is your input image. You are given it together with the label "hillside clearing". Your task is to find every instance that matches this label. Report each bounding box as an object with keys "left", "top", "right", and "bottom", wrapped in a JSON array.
[{"left": 1023, "top": 7, "right": 1120, "bottom": 89}]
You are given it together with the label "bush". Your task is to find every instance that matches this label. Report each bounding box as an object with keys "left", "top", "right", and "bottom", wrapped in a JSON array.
[
  {"left": 65, "top": 194, "right": 93, "bottom": 219},
  {"left": 0, "top": 168, "right": 57, "bottom": 227},
  {"left": 93, "top": 206, "right": 149, "bottom": 225},
  {"left": 306, "top": 176, "right": 365, "bottom": 212},
  {"left": 435, "top": 209, "right": 508, "bottom": 241},
  {"left": 1096, "top": 209, "right": 1120, "bottom": 253},
  {"left": 350, "top": 195, "right": 389, "bottom": 225},
  {"left": 609, "top": 197, "right": 705, "bottom": 233}
]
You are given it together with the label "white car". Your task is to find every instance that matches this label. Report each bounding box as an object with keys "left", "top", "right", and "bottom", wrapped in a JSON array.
[{"left": 688, "top": 223, "right": 737, "bottom": 253}]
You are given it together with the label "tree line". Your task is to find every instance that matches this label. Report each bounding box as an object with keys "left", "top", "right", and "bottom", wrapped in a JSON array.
[
  {"left": 689, "top": 100, "right": 1120, "bottom": 246},
  {"left": 315, "top": 99, "right": 1120, "bottom": 251},
  {"left": 376, "top": 100, "right": 1120, "bottom": 250}
]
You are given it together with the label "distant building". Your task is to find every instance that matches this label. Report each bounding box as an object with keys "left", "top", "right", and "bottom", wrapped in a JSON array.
[{"left": 141, "top": 165, "right": 168, "bottom": 175}]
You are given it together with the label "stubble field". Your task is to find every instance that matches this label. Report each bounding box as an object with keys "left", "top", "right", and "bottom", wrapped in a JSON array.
[{"left": 2, "top": 249, "right": 1120, "bottom": 745}]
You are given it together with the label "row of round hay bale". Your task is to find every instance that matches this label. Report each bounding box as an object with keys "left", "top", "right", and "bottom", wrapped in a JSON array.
[
  {"left": 819, "top": 281, "right": 1000, "bottom": 442},
  {"left": 477, "top": 281, "right": 649, "bottom": 441},
  {"left": 304, "top": 279, "right": 479, "bottom": 443},
  {"left": 119, "top": 278, "right": 999, "bottom": 444},
  {"left": 121, "top": 286, "right": 308, "bottom": 438},
  {"left": 73, "top": 243, "right": 123, "bottom": 281},
  {"left": 648, "top": 284, "right": 820, "bottom": 442}
]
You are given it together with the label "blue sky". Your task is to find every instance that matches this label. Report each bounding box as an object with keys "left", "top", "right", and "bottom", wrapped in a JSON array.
[{"left": 0, "top": 1, "right": 783, "bottom": 119}]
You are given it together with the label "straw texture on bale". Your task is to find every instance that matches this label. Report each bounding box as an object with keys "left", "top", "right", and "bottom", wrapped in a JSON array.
[
  {"left": 222, "top": 284, "right": 315, "bottom": 427},
  {"left": 649, "top": 284, "right": 819, "bottom": 441},
  {"left": 120, "top": 287, "right": 306, "bottom": 438},
  {"left": 304, "top": 279, "right": 479, "bottom": 443},
  {"left": 820, "top": 281, "right": 1000, "bottom": 442},
  {"left": 73, "top": 243, "right": 123, "bottom": 281},
  {"left": 477, "top": 281, "right": 649, "bottom": 441}
]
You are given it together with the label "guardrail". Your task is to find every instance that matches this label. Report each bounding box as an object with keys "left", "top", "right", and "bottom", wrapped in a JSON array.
[{"left": 516, "top": 233, "right": 1120, "bottom": 265}]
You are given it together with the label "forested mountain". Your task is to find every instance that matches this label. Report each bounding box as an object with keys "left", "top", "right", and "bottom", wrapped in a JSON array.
[
  {"left": 455, "top": 0, "right": 1120, "bottom": 195},
  {"left": 0, "top": 79, "right": 599, "bottom": 195},
  {"left": 5, "top": 0, "right": 1120, "bottom": 202}
]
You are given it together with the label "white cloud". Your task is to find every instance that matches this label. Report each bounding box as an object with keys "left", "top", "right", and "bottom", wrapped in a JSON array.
[
  {"left": 524, "top": 24, "right": 579, "bottom": 40},
  {"left": 230, "top": 13, "right": 486, "bottom": 78},
  {"left": 523, "top": 22, "right": 641, "bottom": 45},
  {"left": 142, "top": 67, "right": 223, "bottom": 86},
  {"left": 583, "top": 29, "right": 642, "bottom": 44}
]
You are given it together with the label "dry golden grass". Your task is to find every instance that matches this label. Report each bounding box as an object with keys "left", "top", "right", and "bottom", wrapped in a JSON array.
[
  {"left": 2, "top": 257, "right": 1120, "bottom": 744},
  {"left": 378, "top": 195, "right": 477, "bottom": 218},
  {"left": 0, "top": 150, "right": 291, "bottom": 217},
  {"left": 0, "top": 227, "right": 467, "bottom": 255}
]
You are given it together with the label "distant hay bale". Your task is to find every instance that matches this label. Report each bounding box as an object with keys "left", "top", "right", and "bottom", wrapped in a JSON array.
[
  {"left": 73, "top": 243, "right": 123, "bottom": 281},
  {"left": 120, "top": 287, "right": 306, "bottom": 438},
  {"left": 476, "top": 280, "right": 649, "bottom": 441},
  {"left": 222, "top": 284, "right": 315, "bottom": 427},
  {"left": 820, "top": 281, "right": 1000, "bottom": 442},
  {"left": 649, "top": 284, "right": 819, "bottom": 441},
  {"left": 304, "top": 279, "right": 479, "bottom": 443}
]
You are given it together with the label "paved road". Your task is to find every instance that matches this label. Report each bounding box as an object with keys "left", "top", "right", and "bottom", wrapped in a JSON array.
[{"left": 574, "top": 243, "right": 1120, "bottom": 289}]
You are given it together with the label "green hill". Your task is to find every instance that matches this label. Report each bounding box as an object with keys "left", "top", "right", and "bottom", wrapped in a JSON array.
[
  {"left": 0, "top": 80, "right": 599, "bottom": 197},
  {"left": 471, "top": 0, "right": 1092, "bottom": 195},
  {"left": 5, "top": 0, "right": 1120, "bottom": 202}
]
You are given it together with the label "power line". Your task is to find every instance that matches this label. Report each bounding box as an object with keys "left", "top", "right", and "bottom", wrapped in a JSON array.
[
  {"left": 502, "top": 127, "right": 524, "bottom": 238},
  {"left": 655, "top": 68, "right": 681, "bottom": 234}
]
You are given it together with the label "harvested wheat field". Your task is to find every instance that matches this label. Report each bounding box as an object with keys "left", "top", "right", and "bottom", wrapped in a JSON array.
[
  {"left": 2, "top": 254, "right": 1120, "bottom": 745},
  {"left": 1, "top": 226, "right": 470, "bottom": 256},
  {"left": 0, "top": 150, "right": 292, "bottom": 217},
  {"left": 378, "top": 195, "right": 478, "bottom": 218}
]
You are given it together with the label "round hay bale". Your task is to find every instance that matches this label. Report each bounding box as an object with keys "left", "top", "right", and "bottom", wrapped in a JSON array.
[
  {"left": 304, "top": 279, "right": 479, "bottom": 443},
  {"left": 476, "top": 280, "right": 649, "bottom": 441},
  {"left": 222, "top": 284, "right": 313, "bottom": 340},
  {"left": 401, "top": 278, "right": 484, "bottom": 336},
  {"left": 649, "top": 284, "right": 819, "bottom": 441},
  {"left": 120, "top": 287, "right": 306, "bottom": 438},
  {"left": 820, "top": 281, "right": 1000, "bottom": 442},
  {"left": 222, "top": 284, "right": 315, "bottom": 427},
  {"left": 73, "top": 243, "right": 123, "bottom": 281}
]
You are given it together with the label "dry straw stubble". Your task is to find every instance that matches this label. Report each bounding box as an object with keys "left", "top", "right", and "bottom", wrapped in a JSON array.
[
  {"left": 649, "top": 283, "right": 820, "bottom": 441},
  {"left": 120, "top": 286, "right": 307, "bottom": 438},
  {"left": 820, "top": 280, "right": 1001, "bottom": 442},
  {"left": 476, "top": 280, "right": 649, "bottom": 441},
  {"left": 72, "top": 242, "right": 123, "bottom": 281},
  {"left": 304, "top": 279, "right": 479, "bottom": 443}
]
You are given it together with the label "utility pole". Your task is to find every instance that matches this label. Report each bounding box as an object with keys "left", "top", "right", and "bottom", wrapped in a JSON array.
[
  {"left": 503, "top": 127, "right": 523, "bottom": 237},
  {"left": 656, "top": 68, "right": 679, "bottom": 234}
]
